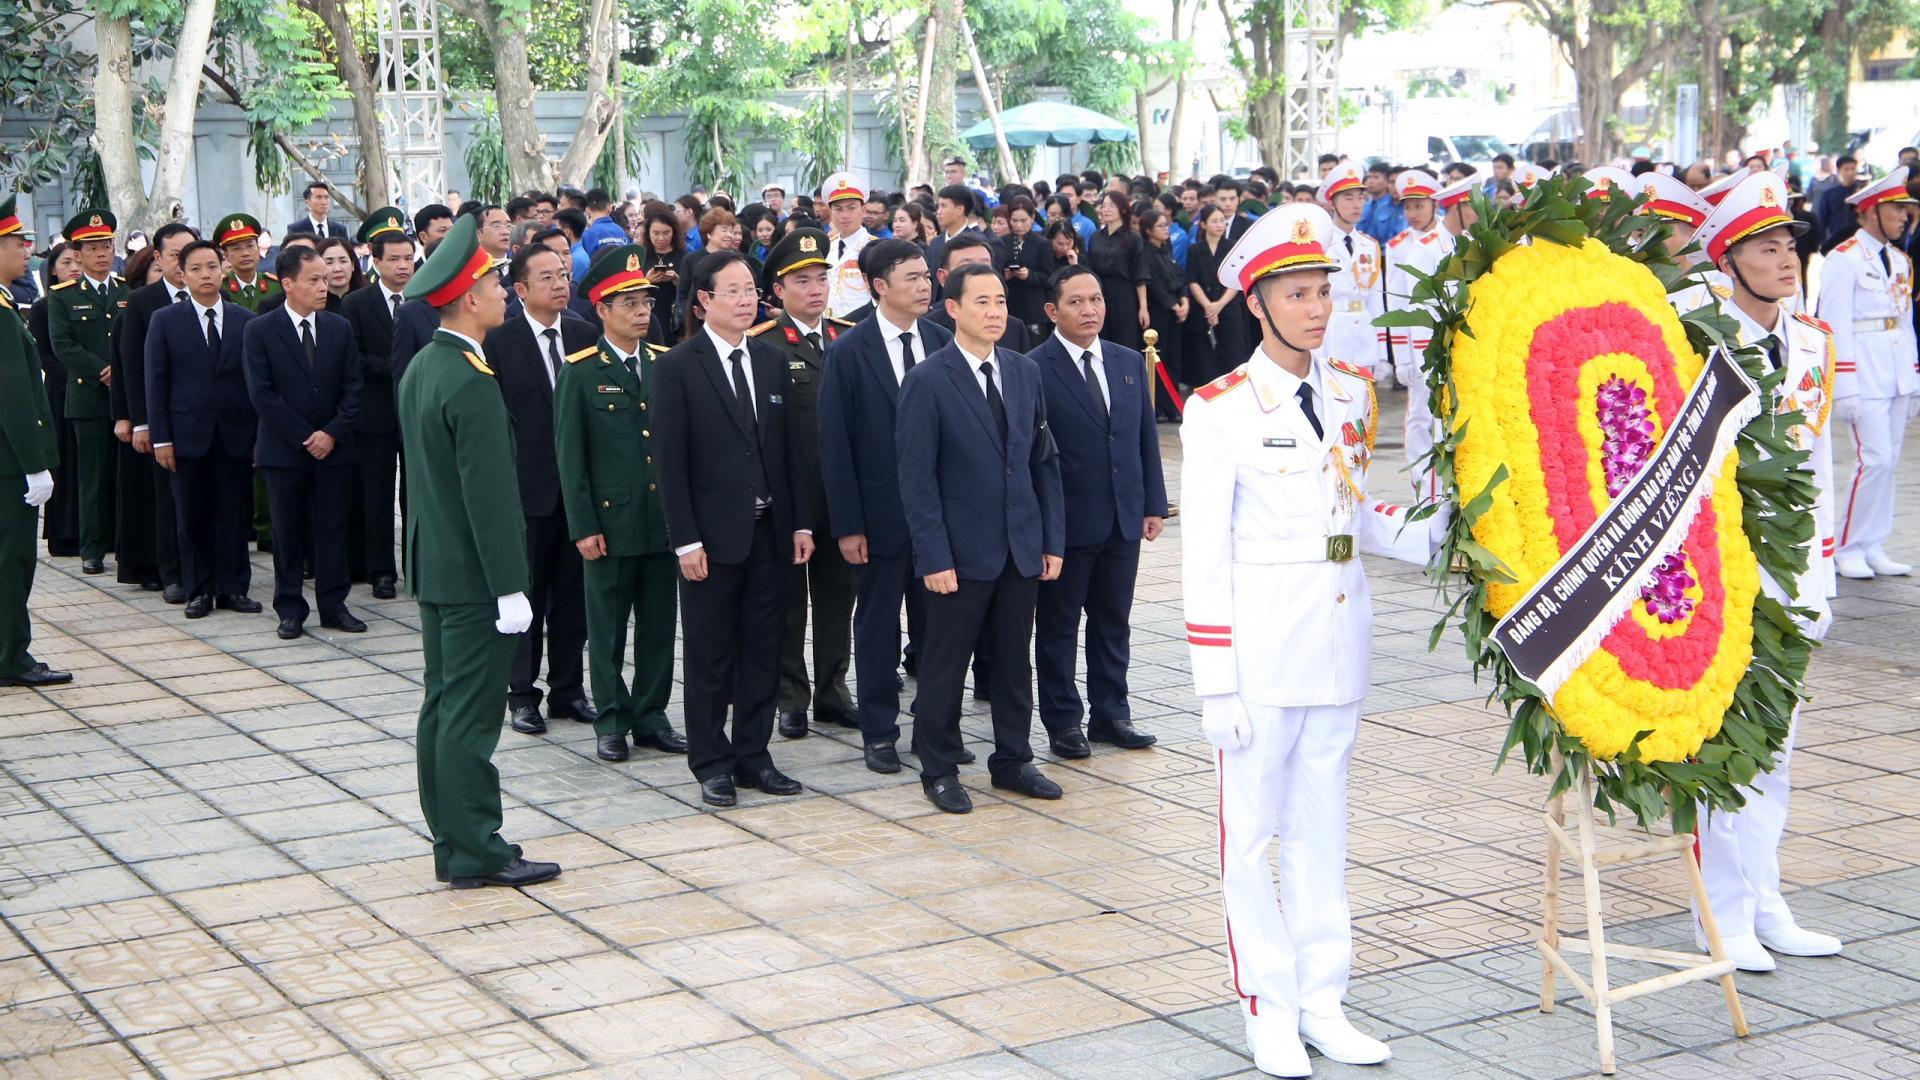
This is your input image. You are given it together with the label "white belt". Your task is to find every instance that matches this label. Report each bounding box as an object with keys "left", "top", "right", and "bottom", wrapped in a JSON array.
[
  {"left": 1854, "top": 317, "right": 1901, "bottom": 333},
  {"left": 1232, "top": 537, "right": 1334, "bottom": 565}
]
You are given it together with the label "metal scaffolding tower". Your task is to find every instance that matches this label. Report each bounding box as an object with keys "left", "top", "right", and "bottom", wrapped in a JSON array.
[
  {"left": 377, "top": 0, "right": 446, "bottom": 212},
  {"left": 1282, "top": 0, "right": 1339, "bottom": 177}
]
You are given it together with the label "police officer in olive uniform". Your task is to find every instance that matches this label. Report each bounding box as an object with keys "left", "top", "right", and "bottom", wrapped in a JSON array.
[
  {"left": 751, "top": 228, "right": 858, "bottom": 738},
  {"left": 214, "top": 213, "right": 281, "bottom": 312},
  {"left": 396, "top": 214, "right": 556, "bottom": 890},
  {"left": 0, "top": 194, "right": 69, "bottom": 687},
  {"left": 554, "top": 246, "right": 690, "bottom": 763},
  {"left": 46, "top": 209, "right": 125, "bottom": 574}
]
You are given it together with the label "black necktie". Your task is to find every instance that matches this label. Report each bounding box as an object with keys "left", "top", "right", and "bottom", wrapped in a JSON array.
[
  {"left": 900, "top": 332, "right": 918, "bottom": 374},
  {"left": 1081, "top": 349, "right": 1108, "bottom": 425},
  {"left": 1880, "top": 245, "right": 1892, "bottom": 277},
  {"left": 805, "top": 330, "right": 821, "bottom": 355},
  {"left": 300, "top": 319, "right": 316, "bottom": 367},
  {"left": 729, "top": 348, "right": 756, "bottom": 430},
  {"left": 1345, "top": 234, "right": 1354, "bottom": 255},
  {"left": 389, "top": 292, "right": 401, "bottom": 318},
  {"left": 837, "top": 238, "right": 847, "bottom": 261},
  {"left": 174, "top": 289, "right": 188, "bottom": 304},
  {"left": 981, "top": 360, "right": 1008, "bottom": 444},
  {"left": 1297, "top": 383, "right": 1324, "bottom": 440},
  {"left": 543, "top": 328, "right": 561, "bottom": 384},
  {"left": 205, "top": 310, "right": 220, "bottom": 354},
  {"left": 1764, "top": 336, "right": 1783, "bottom": 373}
]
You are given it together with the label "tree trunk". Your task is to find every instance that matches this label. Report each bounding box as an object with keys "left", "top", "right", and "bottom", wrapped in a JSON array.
[
  {"left": 311, "top": 0, "right": 389, "bottom": 210},
  {"left": 1814, "top": 1, "right": 1851, "bottom": 154},
  {"left": 553, "top": 0, "right": 617, "bottom": 186},
  {"left": 130, "top": 0, "right": 219, "bottom": 233},
  {"left": 1167, "top": 0, "right": 1192, "bottom": 180},
  {"left": 908, "top": 11, "right": 938, "bottom": 187},
  {"left": 1246, "top": 3, "right": 1284, "bottom": 173},
  {"left": 1135, "top": 91, "right": 1155, "bottom": 177},
  {"left": 924, "top": 0, "right": 965, "bottom": 169},
  {"left": 93, "top": 9, "right": 145, "bottom": 229},
  {"left": 488, "top": 10, "right": 555, "bottom": 194},
  {"left": 959, "top": 14, "right": 1016, "bottom": 182},
  {"left": 844, "top": 16, "right": 858, "bottom": 169},
  {"left": 1572, "top": 29, "right": 1617, "bottom": 164}
]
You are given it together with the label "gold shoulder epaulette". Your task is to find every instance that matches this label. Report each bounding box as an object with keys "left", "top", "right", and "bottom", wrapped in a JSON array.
[
  {"left": 1835, "top": 235, "right": 1858, "bottom": 254},
  {"left": 647, "top": 341, "right": 670, "bottom": 354},
  {"left": 1708, "top": 283, "right": 1732, "bottom": 299},
  {"left": 110, "top": 274, "right": 124, "bottom": 283},
  {"left": 50, "top": 279, "right": 77, "bottom": 291},
  {"left": 1387, "top": 229, "right": 1411, "bottom": 248},
  {"left": 747, "top": 319, "right": 779, "bottom": 337},
  {"left": 1192, "top": 369, "right": 1249, "bottom": 402},
  {"left": 827, "top": 316, "right": 855, "bottom": 328},
  {"left": 1418, "top": 230, "right": 1441, "bottom": 245},
  {"left": 565, "top": 346, "right": 598, "bottom": 364},
  {"left": 1792, "top": 311, "right": 1833, "bottom": 336},
  {"left": 1327, "top": 357, "right": 1372, "bottom": 381},
  {"left": 262, "top": 272, "right": 279, "bottom": 281},
  {"left": 462, "top": 350, "right": 495, "bottom": 376}
]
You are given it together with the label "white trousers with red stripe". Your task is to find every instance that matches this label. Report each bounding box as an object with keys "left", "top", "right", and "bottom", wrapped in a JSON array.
[
  {"left": 1838, "top": 395, "right": 1912, "bottom": 561},
  {"left": 1402, "top": 375, "right": 1439, "bottom": 504},
  {"left": 1696, "top": 716, "right": 1797, "bottom": 938},
  {"left": 1216, "top": 700, "right": 1361, "bottom": 1025}
]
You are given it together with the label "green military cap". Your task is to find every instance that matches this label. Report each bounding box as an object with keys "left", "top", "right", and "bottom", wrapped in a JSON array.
[
  {"left": 577, "top": 244, "right": 655, "bottom": 304},
  {"left": 403, "top": 214, "right": 492, "bottom": 306},
  {"left": 762, "top": 227, "right": 830, "bottom": 287},
  {"left": 0, "top": 192, "right": 20, "bottom": 239},
  {"left": 64, "top": 208, "right": 117, "bottom": 244},
  {"left": 356, "top": 207, "right": 408, "bottom": 246},
  {"left": 213, "top": 213, "right": 263, "bottom": 248},
  {"left": 1237, "top": 196, "right": 1269, "bottom": 220}
]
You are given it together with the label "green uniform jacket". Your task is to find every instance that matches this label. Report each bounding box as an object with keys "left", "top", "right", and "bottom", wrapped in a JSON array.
[
  {"left": 748, "top": 311, "right": 848, "bottom": 515},
  {"left": 45, "top": 275, "right": 127, "bottom": 419},
  {"left": 554, "top": 338, "right": 670, "bottom": 558},
  {"left": 397, "top": 329, "right": 530, "bottom": 604},
  {"left": 223, "top": 270, "right": 282, "bottom": 312},
  {"left": 0, "top": 293, "right": 57, "bottom": 476}
]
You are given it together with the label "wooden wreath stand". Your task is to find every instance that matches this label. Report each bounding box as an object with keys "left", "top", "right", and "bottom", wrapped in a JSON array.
[{"left": 1536, "top": 759, "right": 1748, "bottom": 1074}]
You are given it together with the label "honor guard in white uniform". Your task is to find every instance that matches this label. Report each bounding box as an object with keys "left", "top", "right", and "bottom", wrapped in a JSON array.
[
  {"left": 1381, "top": 170, "right": 1449, "bottom": 501},
  {"left": 1506, "top": 162, "right": 1551, "bottom": 207},
  {"left": 1588, "top": 169, "right": 1719, "bottom": 312},
  {"left": 820, "top": 171, "right": 875, "bottom": 319},
  {"left": 1817, "top": 166, "right": 1919, "bottom": 579},
  {"left": 1181, "top": 202, "right": 1437, "bottom": 1077},
  {"left": 1315, "top": 163, "right": 1385, "bottom": 380},
  {"left": 1436, "top": 176, "right": 1478, "bottom": 237},
  {"left": 1688, "top": 171, "right": 1845, "bottom": 971}
]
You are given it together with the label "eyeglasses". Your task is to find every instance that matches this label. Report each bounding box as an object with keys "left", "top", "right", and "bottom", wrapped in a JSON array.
[
  {"left": 703, "top": 287, "right": 758, "bottom": 303},
  {"left": 606, "top": 295, "right": 655, "bottom": 311}
]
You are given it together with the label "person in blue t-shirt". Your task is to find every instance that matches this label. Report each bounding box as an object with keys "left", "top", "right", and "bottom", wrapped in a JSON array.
[{"left": 1357, "top": 164, "right": 1406, "bottom": 247}]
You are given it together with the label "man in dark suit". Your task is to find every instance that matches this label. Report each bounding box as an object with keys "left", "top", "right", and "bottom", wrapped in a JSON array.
[
  {"left": 925, "top": 233, "right": 1034, "bottom": 353},
  {"left": 652, "top": 250, "right": 815, "bottom": 807},
  {"left": 896, "top": 262, "right": 1065, "bottom": 814},
  {"left": 339, "top": 209, "right": 414, "bottom": 600},
  {"left": 243, "top": 245, "right": 366, "bottom": 639},
  {"left": 113, "top": 221, "right": 195, "bottom": 597},
  {"left": 1029, "top": 265, "right": 1167, "bottom": 757},
  {"left": 286, "top": 182, "right": 351, "bottom": 240},
  {"left": 148, "top": 240, "right": 263, "bottom": 619},
  {"left": 486, "top": 243, "right": 598, "bottom": 733},
  {"left": 817, "top": 238, "right": 952, "bottom": 773}
]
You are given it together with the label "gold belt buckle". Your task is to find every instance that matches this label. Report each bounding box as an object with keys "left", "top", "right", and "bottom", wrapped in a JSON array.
[
  {"left": 1326, "top": 534, "right": 1355, "bottom": 562},
  {"left": 1347, "top": 301, "right": 1366, "bottom": 313},
  {"left": 1886, "top": 317, "right": 1900, "bottom": 331}
]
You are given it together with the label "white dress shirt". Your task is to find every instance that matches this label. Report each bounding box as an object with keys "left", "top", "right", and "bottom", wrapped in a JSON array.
[
  {"left": 379, "top": 282, "right": 405, "bottom": 316},
  {"left": 1055, "top": 331, "right": 1108, "bottom": 404},
  {"left": 283, "top": 304, "right": 321, "bottom": 354},
  {"left": 875, "top": 309, "right": 920, "bottom": 385},
  {"left": 525, "top": 310, "right": 565, "bottom": 387},
  {"left": 439, "top": 327, "right": 485, "bottom": 357},
  {"left": 958, "top": 342, "right": 998, "bottom": 399},
  {"left": 704, "top": 323, "right": 755, "bottom": 418}
]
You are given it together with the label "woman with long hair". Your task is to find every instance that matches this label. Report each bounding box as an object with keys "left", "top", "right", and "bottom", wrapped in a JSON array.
[
  {"left": 1183, "top": 204, "right": 1252, "bottom": 384},
  {"left": 1138, "top": 209, "right": 1188, "bottom": 420},
  {"left": 314, "top": 236, "right": 366, "bottom": 308},
  {"left": 31, "top": 244, "right": 84, "bottom": 556},
  {"left": 1086, "top": 190, "right": 1149, "bottom": 350},
  {"left": 892, "top": 203, "right": 929, "bottom": 251},
  {"left": 1044, "top": 218, "right": 1080, "bottom": 267},
  {"left": 1000, "top": 196, "right": 1055, "bottom": 339}
]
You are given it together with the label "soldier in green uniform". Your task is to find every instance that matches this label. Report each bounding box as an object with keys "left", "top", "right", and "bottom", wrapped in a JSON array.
[
  {"left": 397, "top": 214, "right": 557, "bottom": 890},
  {"left": 213, "top": 213, "right": 281, "bottom": 311},
  {"left": 751, "top": 228, "right": 858, "bottom": 738},
  {"left": 554, "top": 246, "right": 690, "bottom": 763},
  {"left": 0, "top": 195, "right": 69, "bottom": 688},
  {"left": 46, "top": 209, "right": 125, "bottom": 575}
]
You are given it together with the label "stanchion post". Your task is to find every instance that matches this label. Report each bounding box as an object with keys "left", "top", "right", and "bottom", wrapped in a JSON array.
[{"left": 1143, "top": 328, "right": 1159, "bottom": 413}]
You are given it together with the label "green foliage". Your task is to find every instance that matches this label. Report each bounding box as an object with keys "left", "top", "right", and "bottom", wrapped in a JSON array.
[
  {"left": 211, "top": 0, "right": 347, "bottom": 195},
  {"left": 440, "top": 0, "right": 592, "bottom": 92},
  {"left": 791, "top": 80, "right": 848, "bottom": 196},
  {"left": 459, "top": 99, "right": 512, "bottom": 205}
]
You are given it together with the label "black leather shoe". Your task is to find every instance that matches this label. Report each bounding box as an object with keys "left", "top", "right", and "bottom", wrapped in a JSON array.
[
  {"left": 596, "top": 734, "right": 629, "bottom": 761},
  {"left": 140, "top": 579, "right": 164, "bottom": 592},
  {"left": 547, "top": 698, "right": 599, "bottom": 723},
  {"left": 509, "top": 706, "right": 546, "bottom": 734},
  {"left": 957, "top": 747, "right": 976, "bottom": 764},
  {"left": 3, "top": 663, "right": 73, "bottom": 688},
  {"left": 162, "top": 583, "right": 187, "bottom": 604},
  {"left": 438, "top": 844, "right": 519, "bottom": 883},
  {"left": 81, "top": 559, "right": 105, "bottom": 575},
  {"left": 217, "top": 594, "right": 262, "bottom": 613},
  {"left": 183, "top": 594, "right": 214, "bottom": 619},
  {"left": 817, "top": 706, "right": 861, "bottom": 728},
  {"left": 736, "top": 767, "right": 802, "bottom": 796},
  {"left": 701, "top": 775, "right": 737, "bottom": 807},
  {"left": 864, "top": 741, "right": 901, "bottom": 774},
  {"left": 777, "top": 709, "right": 808, "bottom": 738},
  {"left": 449, "top": 856, "right": 561, "bottom": 890},
  {"left": 371, "top": 575, "right": 397, "bottom": 600},
  {"left": 1089, "top": 719, "right": 1158, "bottom": 750},
  {"left": 276, "top": 618, "right": 303, "bottom": 640},
  {"left": 923, "top": 776, "right": 973, "bottom": 814},
  {"left": 992, "top": 763, "right": 1063, "bottom": 800},
  {"left": 635, "top": 727, "right": 688, "bottom": 754},
  {"left": 320, "top": 612, "right": 367, "bottom": 633},
  {"left": 1049, "top": 730, "right": 1093, "bottom": 759}
]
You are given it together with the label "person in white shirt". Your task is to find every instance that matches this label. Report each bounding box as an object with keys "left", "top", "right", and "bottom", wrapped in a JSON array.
[{"left": 1314, "top": 162, "right": 1385, "bottom": 381}]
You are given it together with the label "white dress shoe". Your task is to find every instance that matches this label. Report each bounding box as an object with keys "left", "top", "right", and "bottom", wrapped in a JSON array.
[
  {"left": 1758, "top": 923, "right": 1844, "bottom": 956},
  {"left": 1299, "top": 1011, "right": 1392, "bottom": 1066},
  {"left": 1836, "top": 554, "right": 1875, "bottom": 579},
  {"left": 1866, "top": 553, "right": 1913, "bottom": 576},
  {"left": 1247, "top": 1015, "right": 1312, "bottom": 1077},
  {"left": 1700, "top": 931, "right": 1775, "bottom": 972}
]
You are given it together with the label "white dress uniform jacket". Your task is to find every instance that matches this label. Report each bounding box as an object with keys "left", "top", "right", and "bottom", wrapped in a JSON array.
[
  {"left": 1383, "top": 224, "right": 1450, "bottom": 499},
  {"left": 824, "top": 226, "right": 874, "bottom": 319},
  {"left": 1816, "top": 230, "right": 1918, "bottom": 562},
  {"left": 1316, "top": 228, "right": 1385, "bottom": 378}
]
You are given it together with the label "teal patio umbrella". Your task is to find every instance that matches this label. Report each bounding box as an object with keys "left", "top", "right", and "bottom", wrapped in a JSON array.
[{"left": 960, "top": 102, "right": 1136, "bottom": 150}]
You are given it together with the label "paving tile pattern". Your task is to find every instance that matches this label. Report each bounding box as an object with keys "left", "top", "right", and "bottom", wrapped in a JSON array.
[{"left": 2, "top": 395, "right": 1917, "bottom": 1078}]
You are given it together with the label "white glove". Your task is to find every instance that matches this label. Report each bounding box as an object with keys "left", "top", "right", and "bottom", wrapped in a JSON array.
[
  {"left": 1201, "top": 693, "right": 1253, "bottom": 751},
  {"left": 22, "top": 471, "right": 52, "bottom": 508},
  {"left": 494, "top": 591, "right": 533, "bottom": 634},
  {"left": 1832, "top": 395, "right": 1860, "bottom": 428}
]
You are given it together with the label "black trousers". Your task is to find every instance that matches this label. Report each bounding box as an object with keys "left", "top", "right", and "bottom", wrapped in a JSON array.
[
  {"left": 913, "top": 556, "right": 1038, "bottom": 783},
  {"left": 679, "top": 515, "right": 784, "bottom": 782},
  {"left": 852, "top": 547, "right": 920, "bottom": 744},
  {"left": 1035, "top": 524, "right": 1140, "bottom": 735},
  {"left": 262, "top": 463, "right": 353, "bottom": 624},
  {"left": 358, "top": 432, "right": 399, "bottom": 581},
  {"left": 170, "top": 447, "right": 254, "bottom": 600},
  {"left": 510, "top": 510, "right": 587, "bottom": 711}
]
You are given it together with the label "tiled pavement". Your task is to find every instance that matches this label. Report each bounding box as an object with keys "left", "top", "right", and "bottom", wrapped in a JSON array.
[{"left": 2, "top": 393, "right": 1917, "bottom": 1079}]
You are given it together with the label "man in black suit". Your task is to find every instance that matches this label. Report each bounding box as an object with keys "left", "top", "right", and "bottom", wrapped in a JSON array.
[
  {"left": 113, "top": 222, "right": 195, "bottom": 597},
  {"left": 286, "top": 182, "right": 351, "bottom": 239},
  {"left": 339, "top": 211, "right": 414, "bottom": 599},
  {"left": 148, "top": 240, "right": 262, "bottom": 618},
  {"left": 652, "top": 250, "right": 815, "bottom": 807},
  {"left": 242, "top": 245, "right": 366, "bottom": 639},
  {"left": 896, "top": 262, "right": 1065, "bottom": 814},
  {"left": 925, "top": 233, "right": 1034, "bottom": 353},
  {"left": 1029, "top": 265, "right": 1167, "bottom": 758},
  {"left": 817, "top": 239, "right": 952, "bottom": 773},
  {"left": 486, "top": 243, "right": 598, "bottom": 733}
]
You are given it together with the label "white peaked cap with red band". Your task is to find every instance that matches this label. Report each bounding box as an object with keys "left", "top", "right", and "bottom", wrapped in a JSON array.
[
  {"left": 1394, "top": 170, "right": 1440, "bottom": 201},
  {"left": 821, "top": 171, "right": 867, "bottom": 205},
  {"left": 1218, "top": 202, "right": 1336, "bottom": 294},
  {"left": 1693, "top": 170, "right": 1808, "bottom": 265},
  {"left": 1847, "top": 165, "right": 1915, "bottom": 210}
]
